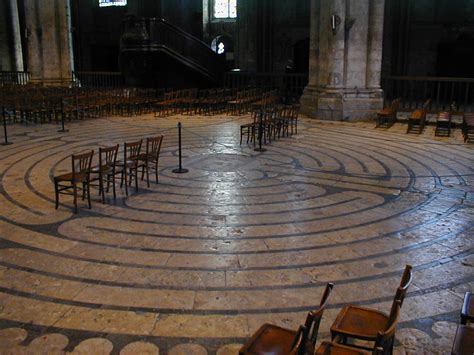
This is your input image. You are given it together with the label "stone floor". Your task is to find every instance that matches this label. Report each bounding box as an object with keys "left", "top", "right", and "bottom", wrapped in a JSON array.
[{"left": 0, "top": 113, "right": 472, "bottom": 354}]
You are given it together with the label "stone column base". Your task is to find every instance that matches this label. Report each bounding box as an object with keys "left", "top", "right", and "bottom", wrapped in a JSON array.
[
  {"left": 29, "top": 77, "right": 72, "bottom": 87},
  {"left": 300, "top": 85, "right": 384, "bottom": 121}
]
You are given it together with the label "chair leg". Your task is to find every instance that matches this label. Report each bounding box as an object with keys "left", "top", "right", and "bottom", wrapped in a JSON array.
[
  {"left": 123, "top": 169, "right": 128, "bottom": 196},
  {"left": 146, "top": 163, "right": 150, "bottom": 188},
  {"left": 54, "top": 181, "right": 59, "bottom": 210},
  {"left": 99, "top": 173, "right": 105, "bottom": 203},
  {"left": 135, "top": 168, "right": 139, "bottom": 192},
  {"left": 73, "top": 183, "right": 78, "bottom": 214},
  {"left": 155, "top": 162, "right": 159, "bottom": 184},
  {"left": 112, "top": 174, "right": 117, "bottom": 200},
  {"left": 87, "top": 182, "right": 92, "bottom": 209}
]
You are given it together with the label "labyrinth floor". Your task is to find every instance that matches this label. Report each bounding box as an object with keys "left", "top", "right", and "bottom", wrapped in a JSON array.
[{"left": 0, "top": 114, "right": 473, "bottom": 354}]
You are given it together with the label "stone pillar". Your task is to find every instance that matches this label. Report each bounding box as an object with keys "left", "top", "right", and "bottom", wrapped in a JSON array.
[
  {"left": 0, "top": 0, "right": 24, "bottom": 71},
  {"left": 367, "top": 0, "right": 385, "bottom": 89},
  {"left": 23, "top": 0, "right": 72, "bottom": 85},
  {"left": 236, "top": 0, "right": 258, "bottom": 71},
  {"left": 300, "top": 0, "right": 385, "bottom": 121},
  {"left": 9, "top": 0, "right": 24, "bottom": 71}
]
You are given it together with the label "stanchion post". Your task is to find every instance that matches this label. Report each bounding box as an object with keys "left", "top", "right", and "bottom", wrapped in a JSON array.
[
  {"left": 58, "top": 98, "right": 69, "bottom": 133},
  {"left": 254, "top": 110, "right": 266, "bottom": 152},
  {"left": 172, "top": 122, "right": 189, "bottom": 174},
  {"left": 2, "top": 106, "right": 13, "bottom": 145}
]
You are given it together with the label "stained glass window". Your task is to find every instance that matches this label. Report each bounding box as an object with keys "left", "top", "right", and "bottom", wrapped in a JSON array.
[
  {"left": 99, "top": 0, "right": 127, "bottom": 7},
  {"left": 214, "top": 0, "right": 237, "bottom": 19}
]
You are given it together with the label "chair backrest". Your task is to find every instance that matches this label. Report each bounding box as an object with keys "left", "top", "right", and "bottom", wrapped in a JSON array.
[
  {"left": 375, "top": 300, "right": 401, "bottom": 352},
  {"left": 437, "top": 111, "right": 451, "bottom": 121},
  {"left": 390, "top": 98, "right": 401, "bottom": 112},
  {"left": 304, "top": 282, "right": 334, "bottom": 346},
  {"left": 251, "top": 110, "right": 259, "bottom": 124},
  {"left": 146, "top": 135, "right": 163, "bottom": 158},
  {"left": 394, "top": 264, "right": 412, "bottom": 307},
  {"left": 99, "top": 144, "right": 119, "bottom": 168},
  {"left": 289, "top": 325, "right": 308, "bottom": 355},
  {"left": 72, "top": 150, "right": 94, "bottom": 177},
  {"left": 292, "top": 104, "right": 300, "bottom": 119},
  {"left": 422, "top": 98, "right": 432, "bottom": 110},
  {"left": 124, "top": 140, "right": 142, "bottom": 161}
]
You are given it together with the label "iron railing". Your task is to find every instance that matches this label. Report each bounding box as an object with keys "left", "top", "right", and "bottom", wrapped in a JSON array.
[
  {"left": 383, "top": 76, "right": 474, "bottom": 112},
  {"left": 224, "top": 72, "right": 308, "bottom": 100},
  {"left": 72, "top": 71, "right": 125, "bottom": 88},
  {"left": 0, "top": 71, "right": 29, "bottom": 86}
]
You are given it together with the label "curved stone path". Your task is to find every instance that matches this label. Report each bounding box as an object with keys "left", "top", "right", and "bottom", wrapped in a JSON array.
[{"left": 0, "top": 114, "right": 472, "bottom": 354}]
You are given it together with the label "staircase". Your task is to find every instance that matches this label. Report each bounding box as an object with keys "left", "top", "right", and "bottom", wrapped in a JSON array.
[{"left": 119, "top": 17, "right": 225, "bottom": 88}]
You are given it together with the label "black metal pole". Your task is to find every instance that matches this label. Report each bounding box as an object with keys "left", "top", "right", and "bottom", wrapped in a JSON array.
[
  {"left": 254, "top": 110, "right": 266, "bottom": 152},
  {"left": 2, "top": 106, "right": 13, "bottom": 145},
  {"left": 58, "top": 99, "right": 69, "bottom": 133},
  {"left": 172, "top": 122, "right": 188, "bottom": 174}
]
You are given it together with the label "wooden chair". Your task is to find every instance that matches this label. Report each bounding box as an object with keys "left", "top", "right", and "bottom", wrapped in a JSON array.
[
  {"left": 375, "top": 98, "right": 400, "bottom": 128},
  {"left": 330, "top": 265, "right": 412, "bottom": 351},
  {"left": 451, "top": 291, "right": 474, "bottom": 355},
  {"left": 407, "top": 99, "right": 431, "bottom": 134},
  {"left": 435, "top": 103, "right": 456, "bottom": 137},
  {"left": 239, "top": 283, "right": 334, "bottom": 355},
  {"left": 329, "top": 301, "right": 401, "bottom": 355},
  {"left": 462, "top": 113, "right": 474, "bottom": 143},
  {"left": 461, "top": 292, "right": 474, "bottom": 325},
  {"left": 435, "top": 111, "right": 453, "bottom": 137},
  {"left": 90, "top": 144, "right": 119, "bottom": 203},
  {"left": 118, "top": 140, "right": 142, "bottom": 196},
  {"left": 240, "top": 111, "right": 258, "bottom": 145},
  {"left": 54, "top": 150, "right": 94, "bottom": 213},
  {"left": 315, "top": 342, "right": 384, "bottom": 354},
  {"left": 288, "top": 103, "right": 300, "bottom": 135},
  {"left": 451, "top": 324, "right": 474, "bottom": 355},
  {"left": 137, "top": 135, "right": 163, "bottom": 187}
]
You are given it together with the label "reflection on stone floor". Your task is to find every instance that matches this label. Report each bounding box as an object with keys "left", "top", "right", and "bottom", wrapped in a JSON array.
[{"left": 0, "top": 114, "right": 472, "bottom": 354}]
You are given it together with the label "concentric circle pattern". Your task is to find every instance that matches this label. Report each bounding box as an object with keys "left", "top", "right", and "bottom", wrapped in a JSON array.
[{"left": 0, "top": 114, "right": 473, "bottom": 353}]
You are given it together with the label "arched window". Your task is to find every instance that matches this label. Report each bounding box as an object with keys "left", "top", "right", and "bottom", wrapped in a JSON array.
[
  {"left": 213, "top": 0, "right": 237, "bottom": 19},
  {"left": 99, "top": 0, "right": 127, "bottom": 7}
]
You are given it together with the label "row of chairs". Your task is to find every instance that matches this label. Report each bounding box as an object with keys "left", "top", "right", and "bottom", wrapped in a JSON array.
[
  {"left": 1, "top": 85, "right": 160, "bottom": 125},
  {"left": 153, "top": 88, "right": 236, "bottom": 117},
  {"left": 240, "top": 104, "right": 300, "bottom": 146},
  {"left": 54, "top": 136, "right": 163, "bottom": 213},
  {"left": 227, "top": 88, "right": 269, "bottom": 115},
  {"left": 240, "top": 265, "right": 413, "bottom": 355},
  {"left": 377, "top": 98, "right": 473, "bottom": 141}
]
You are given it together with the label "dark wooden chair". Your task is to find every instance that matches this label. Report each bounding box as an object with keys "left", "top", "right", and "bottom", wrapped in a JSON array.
[
  {"left": 118, "top": 140, "right": 142, "bottom": 196},
  {"left": 451, "top": 324, "right": 474, "bottom": 355},
  {"left": 407, "top": 99, "right": 431, "bottom": 134},
  {"left": 435, "top": 111, "right": 453, "bottom": 137},
  {"left": 137, "top": 135, "right": 163, "bottom": 187},
  {"left": 329, "top": 301, "right": 401, "bottom": 355},
  {"left": 239, "top": 283, "right": 334, "bottom": 355},
  {"left": 54, "top": 150, "right": 94, "bottom": 213},
  {"left": 315, "top": 342, "right": 384, "bottom": 354},
  {"left": 330, "top": 265, "right": 412, "bottom": 352},
  {"left": 90, "top": 144, "right": 119, "bottom": 203},
  {"left": 289, "top": 103, "right": 300, "bottom": 135},
  {"left": 375, "top": 98, "right": 400, "bottom": 128},
  {"left": 461, "top": 292, "right": 473, "bottom": 325},
  {"left": 240, "top": 111, "right": 258, "bottom": 145},
  {"left": 462, "top": 113, "right": 474, "bottom": 143}
]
